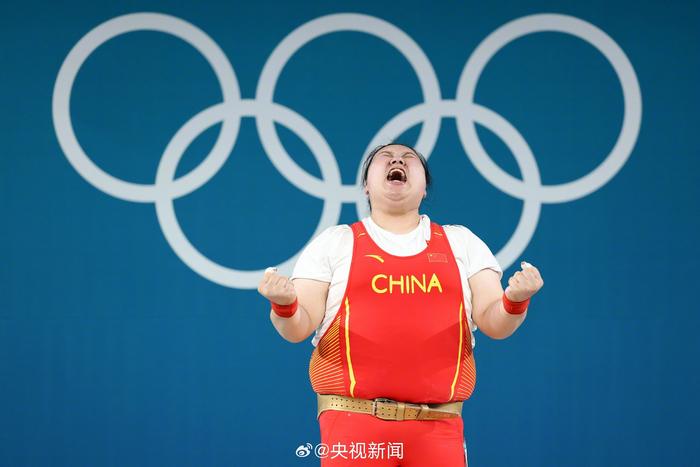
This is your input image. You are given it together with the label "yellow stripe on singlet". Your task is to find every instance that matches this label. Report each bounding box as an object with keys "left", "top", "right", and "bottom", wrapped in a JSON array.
[
  {"left": 344, "top": 297, "right": 357, "bottom": 397},
  {"left": 449, "top": 302, "right": 464, "bottom": 400}
]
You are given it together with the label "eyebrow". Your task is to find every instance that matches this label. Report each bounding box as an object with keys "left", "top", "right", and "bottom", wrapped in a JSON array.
[{"left": 377, "top": 151, "right": 416, "bottom": 157}]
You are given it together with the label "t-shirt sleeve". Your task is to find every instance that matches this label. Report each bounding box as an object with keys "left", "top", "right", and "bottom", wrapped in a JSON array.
[
  {"left": 290, "top": 226, "right": 344, "bottom": 283},
  {"left": 468, "top": 234, "right": 503, "bottom": 279},
  {"left": 448, "top": 225, "right": 503, "bottom": 280}
]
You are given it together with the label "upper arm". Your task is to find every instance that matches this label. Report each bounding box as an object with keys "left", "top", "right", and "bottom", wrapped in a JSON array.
[
  {"left": 292, "top": 278, "right": 329, "bottom": 339},
  {"left": 444, "top": 224, "right": 503, "bottom": 329},
  {"left": 468, "top": 269, "right": 504, "bottom": 331},
  {"left": 287, "top": 225, "right": 349, "bottom": 342}
]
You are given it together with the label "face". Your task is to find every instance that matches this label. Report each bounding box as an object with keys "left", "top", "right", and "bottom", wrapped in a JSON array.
[{"left": 364, "top": 144, "right": 427, "bottom": 213}]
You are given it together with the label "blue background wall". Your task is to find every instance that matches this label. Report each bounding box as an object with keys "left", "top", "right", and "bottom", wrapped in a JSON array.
[{"left": 2, "top": 0, "right": 698, "bottom": 465}]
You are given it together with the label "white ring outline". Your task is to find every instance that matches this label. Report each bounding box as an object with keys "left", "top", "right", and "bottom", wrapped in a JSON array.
[
  {"left": 154, "top": 100, "right": 342, "bottom": 288},
  {"left": 52, "top": 12, "right": 241, "bottom": 202},
  {"left": 456, "top": 13, "right": 642, "bottom": 203},
  {"left": 256, "top": 13, "right": 443, "bottom": 204},
  {"left": 362, "top": 101, "right": 542, "bottom": 267}
]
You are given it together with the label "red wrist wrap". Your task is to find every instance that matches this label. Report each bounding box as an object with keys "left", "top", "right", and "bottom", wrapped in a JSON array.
[
  {"left": 271, "top": 298, "right": 298, "bottom": 318},
  {"left": 502, "top": 292, "right": 530, "bottom": 315}
]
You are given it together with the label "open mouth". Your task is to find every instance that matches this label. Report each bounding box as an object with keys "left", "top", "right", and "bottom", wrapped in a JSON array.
[{"left": 386, "top": 167, "right": 407, "bottom": 184}]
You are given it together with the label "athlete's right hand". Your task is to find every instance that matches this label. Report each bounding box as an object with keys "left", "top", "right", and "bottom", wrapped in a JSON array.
[{"left": 257, "top": 268, "right": 297, "bottom": 306}]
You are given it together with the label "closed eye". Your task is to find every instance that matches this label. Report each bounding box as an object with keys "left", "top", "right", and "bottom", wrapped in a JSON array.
[{"left": 377, "top": 151, "right": 416, "bottom": 158}]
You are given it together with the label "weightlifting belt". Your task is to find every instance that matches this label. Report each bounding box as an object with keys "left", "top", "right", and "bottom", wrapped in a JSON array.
[{"left": 317, "top": 394, "right": 463, "bottom": 421}]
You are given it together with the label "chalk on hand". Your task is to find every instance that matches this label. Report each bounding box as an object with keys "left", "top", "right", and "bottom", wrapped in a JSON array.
[
  {"left": 521, "top": 261, "right": 533, "bottom": 269},
  {"left": 265, "top": 267, "right": 278, "bottom": 274}
]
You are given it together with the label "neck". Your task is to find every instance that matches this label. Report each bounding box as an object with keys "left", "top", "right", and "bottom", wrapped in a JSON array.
[{"left": 370, "top": 209, "right": 421, "bottom": 234}]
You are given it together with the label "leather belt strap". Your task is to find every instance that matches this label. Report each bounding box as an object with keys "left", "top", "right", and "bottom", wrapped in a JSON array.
[{"left": 317, "top": 394, "right": 463, "bottom": 421}]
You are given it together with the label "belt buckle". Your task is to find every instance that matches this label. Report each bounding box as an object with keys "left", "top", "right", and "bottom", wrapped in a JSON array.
[{"left": 372, "top": 398, "right": 398, "bottom": 420}]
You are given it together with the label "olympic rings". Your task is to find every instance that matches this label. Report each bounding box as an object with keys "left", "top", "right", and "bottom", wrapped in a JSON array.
[{"left": 52, "top": 12, "right": 642, "bottom": 289}]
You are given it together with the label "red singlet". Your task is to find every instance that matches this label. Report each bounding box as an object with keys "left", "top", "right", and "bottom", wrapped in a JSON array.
[
  {"left": 309, "top": 221, "right": 476, "bottom": 402},
  {"left": 310, "top": 221, "right": 472, "bottom": 466}
]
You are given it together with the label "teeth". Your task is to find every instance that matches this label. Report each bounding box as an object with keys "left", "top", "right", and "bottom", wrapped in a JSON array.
[{"left": 387, "top": 168, "right": 406, "bottom": 182}]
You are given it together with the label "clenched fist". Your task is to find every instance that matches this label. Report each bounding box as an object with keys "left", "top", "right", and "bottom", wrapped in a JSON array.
[
  {"left": 504, "top": 261, "right": 544, "bottom": 302},
  {"left": 257, "top": 267, "right": 297, "bottom": 306}
]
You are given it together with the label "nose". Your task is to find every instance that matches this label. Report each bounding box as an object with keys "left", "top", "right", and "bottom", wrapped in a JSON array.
[{"left": 390, "top": 157, "right": 406, "bottom": 166}]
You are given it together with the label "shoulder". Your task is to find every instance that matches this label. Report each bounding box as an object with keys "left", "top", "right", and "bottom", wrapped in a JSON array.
[
  {"left": 300, "top": 224, "right": 353, "bottom": 255},
  {"left": 442, "top": 224, "right": 479, "bottom": 245},
  {"left": 292, "top": 224, "right": 353, "bottom": 281},
  {"left": 442, "top": 223, "right": 471, "bottom": 235},
  {"left": 442, "top": 223, "right": 502, "bottom": 278},
  {"left": 441, "top": 223, "right": 496, "bottom": 253},
  {"left": 313, "top": 224, "right": 353, "bottom": 244}
]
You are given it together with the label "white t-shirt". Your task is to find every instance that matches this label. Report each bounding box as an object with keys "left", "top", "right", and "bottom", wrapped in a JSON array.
[{"left": 290, "top": 215, "right": 503, "bottom": 348}]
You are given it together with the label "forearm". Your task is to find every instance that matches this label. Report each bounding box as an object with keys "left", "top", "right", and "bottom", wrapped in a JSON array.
[
  {"left": 480, "top": 298, "right": 527, "bottom": 340},
  {"left": 270, "top": 305, "right": 311, "bottom": 343}
]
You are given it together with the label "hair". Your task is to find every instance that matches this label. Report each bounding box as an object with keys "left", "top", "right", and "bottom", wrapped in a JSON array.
[{"left": 360, "top": 142, "right": 432, "bottom": 211}]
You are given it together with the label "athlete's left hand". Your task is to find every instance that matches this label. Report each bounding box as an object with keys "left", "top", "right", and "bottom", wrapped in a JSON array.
[{"left": 504, "top": 261, "right": 544, "bottom": 302}]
